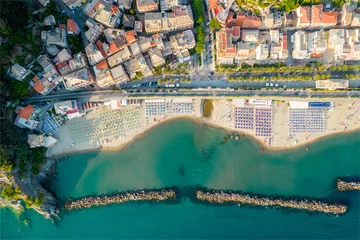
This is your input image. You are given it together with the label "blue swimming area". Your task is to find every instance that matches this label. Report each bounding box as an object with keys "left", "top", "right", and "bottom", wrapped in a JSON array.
[{"left": 1, "top": 120, "right": 360, "bottom": 239}]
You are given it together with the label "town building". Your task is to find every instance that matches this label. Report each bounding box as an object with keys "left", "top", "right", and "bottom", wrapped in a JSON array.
[
  {"left": 160, "top": 0, "right": 178, "bottom": 11},
  {"left": 296, "top": 6, "right": 311, "bottom": 28},
  {"left": 61, "top": 53, "right": 94, "bottom": 90},
  {"left": 241, "top": 30, "right": 259, "bottom": 42},
  {"left": 14, "top": 105, "right": 39, "bottom": 130},
  {"left": 54, "top": 100, "right": 81, "bottom": 120},
  {"left": 93, "top": 60, "right": 116, "bottom": 88},
  {"left": 28, "top": 134, "right": 58, "bottom": 148},
  {"left": 118, "top": 0, "right": 133, "bottom": 10},
  {"left": 84, "top": 18, "right": 104, "bottom": 43},
  {"left": 149, "top": 47, "right": 166, "bottom": 67},
  {"left": 144, "top": 6, "right": 194, "bottom": 34},
  {"left": 242, "top": 16, "right": 261, "bottom": 28},
  {"left": 83, "top": 0, "right": 121, "bottom": 28},
  {"left": 9, "top": 63, "right": 31, "bottom": 81},
  {"left": 122, "top": 14, "right": 135, "bottom": 28},
  {"left": 67, "top": 19, "right": 80, "bottom": 35},
  {"left": 54, "top": 48, "right": 73, "bottom": 64},
  {"left": 270, "top": 35, "right": 288, "bottom": 60},
  {"left": 130, "top": 42, "right": 141, "bottom": 57},
  {"left": 85, "top": 42, "right": 105, "bottom": 65},
  {"left": 123, "top": 55, "right": 152, "bottom": 79},
  {"left": 41, "top": 27, "right": 68, "bottom": 48},
  {"left": 235, "top": 42, "right": 250, "bottom": 62},
  {"left": 42, "top": 15, "right": 56, "bottom": 26},
  {"left": 31, "top": 55, "right": 63, "bottom": 95},
  {"left": 256, "top": 43, "right": 269, "bottom": 60},
  {"left": 110, "top": 65, "right": 130, "bottom": 84},
  {"left": 169, "top": 30, "right": 195, "bottom": 52},
  {"left": 134, "top": 21, "right": 143, "bottom": 32},
  {"left": 107, "top": 46, "right": 132, "bottom": 68},
  {"left": 216, "top": 27, "right": 239, "bottom": 64},
  {"left": 137, "top": 0, "right": 159, "bottom": 13},
  {"left": 316, "top": 79, "right": 349, "bottom": 90},
  {"left": 138, "top": 37, "right": 152, "bottom": 53},
  {"left": 63, "top": 68, "right": 94, "bottom": 90}
]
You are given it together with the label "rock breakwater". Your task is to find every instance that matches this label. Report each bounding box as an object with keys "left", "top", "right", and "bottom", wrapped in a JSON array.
[
  {"left": 196, "top": 190, "right": 347, "bottom": 215},
  {"left": 337, "top": 180, "right": 360, "bottom": 191},
  {"left": 64, "top": 189, "right": 176, "bottom": 210}
]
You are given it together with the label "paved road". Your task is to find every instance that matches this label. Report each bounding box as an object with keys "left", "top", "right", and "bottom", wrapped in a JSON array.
[
  {"left": 121, "top": 77, "right": 360, "bottom": 89},
  {"left": 52, "top": 0, "right": 87, "bottom": 45},
  {"left": 23, "top": 89, "right": 360, "bottom": 104}
]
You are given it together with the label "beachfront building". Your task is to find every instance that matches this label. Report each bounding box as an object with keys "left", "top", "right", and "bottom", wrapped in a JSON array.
[
  {"left": 28, "top": 134, "right": 58, "bottom": 148},
  {"left": 54, "top": 100, "right": 81, "bottom": 121},
  {"left": 93, "top": 60, "right": 116, "bottom": 88},
  {"left": 315, "top": 79, "right": 349, "bottom": 90},
  {"left": 63, "top": 68, "right": 94, "bottom": 90},
  {"left": 216, "top": 27, "right": 240, "bottom": 64},
  {"left": 14, "top": 105, "right": 39, "bottom": 130},
  {"left": 149, "top": 47, "right": 166, "bottom": 67},
  {"left": 123, "top": 55, "right": 152, "bottom": 79},
  {"left": 110, "top": 65, "right": 130, "bottom": 84}
]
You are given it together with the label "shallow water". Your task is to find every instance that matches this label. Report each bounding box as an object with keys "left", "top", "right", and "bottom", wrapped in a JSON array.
[{"left": 1, "top": 120, "right": 360, "bottom": 239}]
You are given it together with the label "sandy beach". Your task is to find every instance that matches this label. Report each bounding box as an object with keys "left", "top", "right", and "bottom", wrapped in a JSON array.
[{"left": 47, "top": 97, "right": 360, "bottom": 157}]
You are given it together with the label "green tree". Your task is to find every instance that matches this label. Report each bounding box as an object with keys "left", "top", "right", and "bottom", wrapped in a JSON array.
[
  {"left": 209, "top": 18, "right": 222, "bottom": 31},
  {"left": 195, "top": 26, "right": 205, "bottom": 54},
  {"left": 11, "top": 81, "right": 29, "bottom": 100},
  {"left": 192, "top": 0, "right": 205, "bottom": 25},
  {"left": 1, "top": 186, "right": 16, "bottom": 199},
  {"left": 33, "top": 191, "right": 45, "bottom": 207}
]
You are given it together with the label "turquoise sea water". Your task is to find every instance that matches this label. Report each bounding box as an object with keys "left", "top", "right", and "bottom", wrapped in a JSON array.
[{"left": 1, "top": 120, "right": 360, "bottom": 239}]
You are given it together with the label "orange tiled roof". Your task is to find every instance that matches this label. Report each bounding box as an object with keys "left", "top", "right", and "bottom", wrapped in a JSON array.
[
  {"left": 299, "top": 6, "right": 311, "bottom": 24},
  {"left": 18, "top": 105, "right": 34, "bottom": 120},
  {"left": 33, "top": 80, "right": 46, "bottom": 93},
  {"left": 96, "top": 60, "right": 108, "bottom": 71},
  {"left": 33, "top": 75, "right": 40, "bottom": 82},
  {"left": 209, "top": 0, "right": 218, "bottom": 10},
  {"left": 226, "top": 26, "right": 240, "bottom": 37},
  {"left": 109, "top": 41, "right": 119, "bottom": 54},
  {"left": 56, "top": 61, "right": 68, "bottom": 69},
  {"left": 60, "top": 24, "right": 66, "bottom": 29},
  {"left": 96, "top": 40, "right": 108, "bottom": 58},
  {"left": 243, "top": 16, "right": 261, "bottom": 28},
  {"left": 67, "top": 19, "right": 78, "bottom": 32},
  {"left": 111, "top": 5, "right": 119, "bottom": 14},
  {"left": 282, "top": 36, "right": 287, "bottom": 50},
  {"left": 311, "top": 5, "right": 323, "bottom": 24},
  {"left": 226, "top": 12, "right": 246, "bottom": 28},
  {"left": 125, "top": 30, "right": 137, "bottom": 44},
  {"left": 322, "top": 12, "right": 338, "bottom": 24}
]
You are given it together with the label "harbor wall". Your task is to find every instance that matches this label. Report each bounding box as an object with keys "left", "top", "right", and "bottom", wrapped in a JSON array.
[
  {"left": 337, "top": 179, "right": 360, "bottom": 191},
  {"left": 64, "top": 188, "right": 177, "bottom": 210},
  {"left": 195, "top": 189, "right": 347, "bottom": 215}
]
